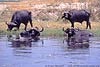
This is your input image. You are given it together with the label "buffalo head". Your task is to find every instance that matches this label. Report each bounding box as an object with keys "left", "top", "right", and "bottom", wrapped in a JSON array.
[
  {"left": 6, "top": 22, "right": 17, "bottom": 31},
  {"left": 62, "top": 12, "right": 71, "bottom": 20},
  {"left": 20, "top": 27, "right": 44, "bottom": 39},
  {"left": 62, "top": 27, "right": 76, "bottom": 41},
  {"left": 63, "top": 27, "right": 75, "bottom": 36},
  {"left": 30, "top": 27, "right": 44, "bottom": 38}
]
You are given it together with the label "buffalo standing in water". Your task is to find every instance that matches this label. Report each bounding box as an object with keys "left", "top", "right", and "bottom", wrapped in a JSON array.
[
  {"left": 6, "top": 10, "right": 33, "bottom": 31},
  {"left": 63, "top": 27, "right": 93, "bottom": 48},
  {"left": 62, "top": 10, "right": 91, "bottom": 29},
  {"left": 20, "top": 27, "right": 44, "bottom": 41},
  {"left": 11, "top": 27, "right": 44, "bottom": 47}
]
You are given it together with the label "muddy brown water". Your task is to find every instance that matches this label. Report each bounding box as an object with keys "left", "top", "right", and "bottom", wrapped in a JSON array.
[{"left": 0, "top": 35, "right": 100, "bottom": 67}]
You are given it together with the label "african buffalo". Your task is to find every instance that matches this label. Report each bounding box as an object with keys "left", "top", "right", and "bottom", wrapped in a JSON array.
[
  {"left": 63, "top": 27, "right": 93, "bottom": 48},
  {"left": 20, "top": 27, "right": 44, "bottom": 41},
  {"left": 6, "top": 10, "right": 33, "bottom": 31},
  {"left": 62, "top": 9, "right": 91, "bottom": 29},
  {"left": 63, "top": 27, "right": 77, "bottom": 44}
]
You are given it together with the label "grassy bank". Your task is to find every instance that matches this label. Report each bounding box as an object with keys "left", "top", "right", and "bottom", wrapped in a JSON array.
[{"left": 0, "top": 21, "right": 100, "bottom": 37}]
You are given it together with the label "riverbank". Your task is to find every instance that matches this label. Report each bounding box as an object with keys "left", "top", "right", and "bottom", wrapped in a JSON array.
[{"left": 0, "top": 21, "right": 100, "bottom": 36}]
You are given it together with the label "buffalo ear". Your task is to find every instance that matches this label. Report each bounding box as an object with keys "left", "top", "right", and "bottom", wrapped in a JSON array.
[
  {"left": 62, "top": 27, "right": 66, "bottom": 32},
  {"left": 66, "top": 28, "right": 70, "bottom": 33}
]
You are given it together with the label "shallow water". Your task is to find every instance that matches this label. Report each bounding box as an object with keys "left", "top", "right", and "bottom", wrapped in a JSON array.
[{"left": 0, "top": 35, "right": 100, "bottom": 67}]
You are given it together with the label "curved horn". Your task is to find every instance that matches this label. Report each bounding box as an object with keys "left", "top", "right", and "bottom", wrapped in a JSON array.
[
  {"left": 10, "top": 23, "right": 17, "bottom": 26},
  {"left": 62, "top": 27, "right": 66, "bottom": 32},
  {"left": 39, "top": 27, "right": 44, "bottom": 32},
  {"left": 5, "top": 22, "right": 9, "bottom": 25},
  {"left": 5, "top": 22, "right": 17, "bottom": 26},
  {"left": 34, "top": 26, "right": 44, "bottom": 32}
]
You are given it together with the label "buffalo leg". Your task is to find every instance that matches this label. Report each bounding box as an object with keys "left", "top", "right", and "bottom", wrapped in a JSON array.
[
  {"left": 86, "top": 21, "right": 89, "bottom": 29},
  {"left": 67, "top": 37, "right": 71, "bottom": 46},
  {"left": 29, "top": 19, "right": 33, "bottom": 27},
  {"left": 88, "top": 22, "right": 91, "bottom": 29},
  {"left": 86, "top": 21, "right": 91, "bottom": 29},
  {"left": 71, "top": 22, "right": 74, "bottom": 28},
  {"left": 24, "top": 24, "right": 27, "bottom": 30},
  {"left": 17, "top": 24, "right": 20, "bottom": 30},
  {"left": 67, "top": 37, "right": 70, "bottom": 46}
]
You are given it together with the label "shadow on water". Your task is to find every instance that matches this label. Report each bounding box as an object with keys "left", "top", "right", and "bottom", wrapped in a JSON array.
[{"left": 0, "top": 35, "right": 100, "bottom": 67}]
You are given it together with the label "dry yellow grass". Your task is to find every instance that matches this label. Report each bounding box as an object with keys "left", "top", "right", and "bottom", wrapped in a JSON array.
[{"left": 0, "top": 0, "right": 96, "bottom": 11}]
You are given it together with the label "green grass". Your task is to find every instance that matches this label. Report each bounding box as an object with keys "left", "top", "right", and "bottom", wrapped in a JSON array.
[
  {"left": 0, "top": 28, "right": 99, "bottom": 37},
  {"left": 0, "top": 27, "right": 100, "bottom": 37},
  {"left": 0, "top": 28, "right": 64, "bottom": 37},
  {"left": 89, "top": 29, "right": 100, "bottom": 37},
  {"left": 41, "top": 28, "right": 64, "bottom": 36}
]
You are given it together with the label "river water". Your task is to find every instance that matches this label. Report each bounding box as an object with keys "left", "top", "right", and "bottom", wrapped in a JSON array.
[{"left": 0, "top": 35, "right": 100, "bottom": 67}]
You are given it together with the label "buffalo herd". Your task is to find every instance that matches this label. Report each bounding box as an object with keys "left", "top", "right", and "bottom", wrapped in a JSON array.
[{"left": 6, "top": 10, "right": 93, "bottom": 48}]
